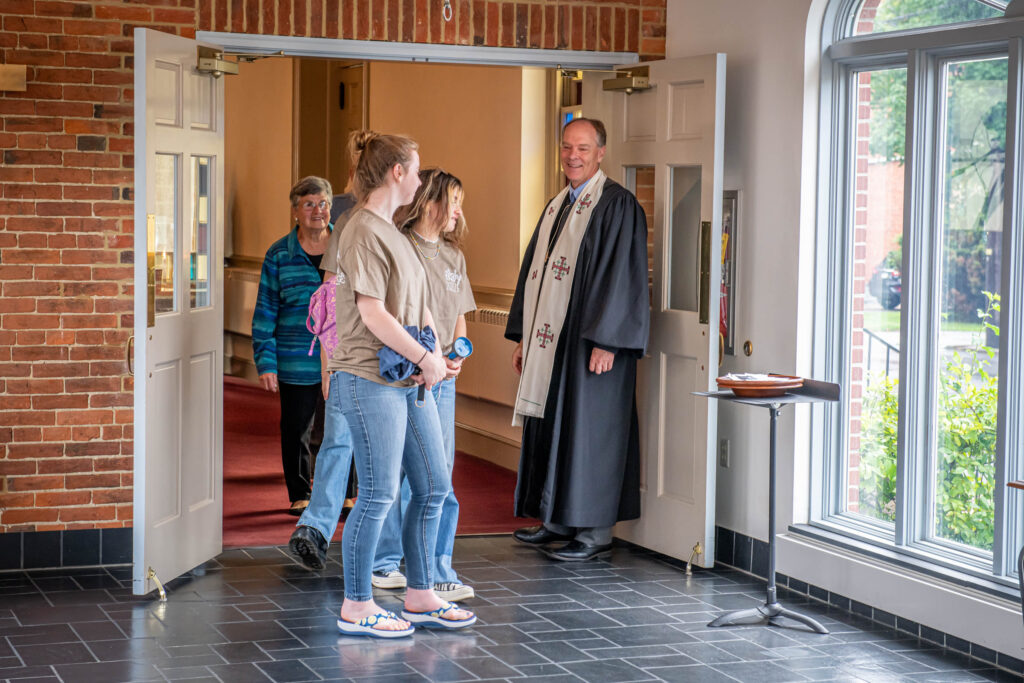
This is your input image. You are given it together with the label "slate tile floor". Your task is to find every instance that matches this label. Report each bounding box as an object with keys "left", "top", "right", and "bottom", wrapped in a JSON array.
[{"left": 1, "top": 536, "right": 1020, "bottom": 682}]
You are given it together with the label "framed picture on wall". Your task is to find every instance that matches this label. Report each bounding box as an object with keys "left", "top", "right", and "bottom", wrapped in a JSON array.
[{"left": 721, "top": 190, "right": 738, "bottom": 356}]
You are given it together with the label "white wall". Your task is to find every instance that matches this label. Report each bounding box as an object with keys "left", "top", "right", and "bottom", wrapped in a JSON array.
[{"left": 665, "top": 0, "right": 1024, "bottom": 660}]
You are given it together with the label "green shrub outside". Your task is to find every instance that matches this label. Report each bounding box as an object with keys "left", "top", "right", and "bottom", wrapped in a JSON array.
[{"left": 857, "top": 293, "right": 999, "bottom": 550}]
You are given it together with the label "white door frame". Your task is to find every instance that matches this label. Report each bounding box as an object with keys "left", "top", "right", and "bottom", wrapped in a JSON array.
[
  {"left": 133, "top": 33, "right": 642, "bottom": 590},
  {"left": 196, "top": 31, "right": 637, "bottom": 69}
]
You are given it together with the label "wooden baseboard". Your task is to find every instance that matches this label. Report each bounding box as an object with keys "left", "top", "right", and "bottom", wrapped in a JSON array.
[{"left": 455, "top": 424, "right": 520, "bottom": 472}]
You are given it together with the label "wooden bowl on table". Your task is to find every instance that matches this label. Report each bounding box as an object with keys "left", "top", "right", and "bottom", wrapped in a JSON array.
[{"left": 716, "top": 375, "right": 804, "bottom": 398}]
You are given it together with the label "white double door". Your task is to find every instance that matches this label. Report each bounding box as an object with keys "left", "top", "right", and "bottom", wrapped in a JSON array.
[
  {"left": 129, "top": 35, "right": 726, "bottom": 593},
  {"left": 132, "top": 29, "right": 225, "bottom": 595},
  {"left": 586, "top": 54, "right": 726, "bottom": 566}
]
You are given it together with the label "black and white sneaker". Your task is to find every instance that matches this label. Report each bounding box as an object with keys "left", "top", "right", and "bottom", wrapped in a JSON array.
[
  {"left": 371, "top": 570, "right": 407, "bottom": 589},
  {"left": 433, "top": 582, "right": 474, "bottom": 601}
]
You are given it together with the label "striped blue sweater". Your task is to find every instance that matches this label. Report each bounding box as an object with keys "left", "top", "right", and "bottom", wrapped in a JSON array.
[{"left": 251, "top": 228, "right": 327, "bottom": 385}]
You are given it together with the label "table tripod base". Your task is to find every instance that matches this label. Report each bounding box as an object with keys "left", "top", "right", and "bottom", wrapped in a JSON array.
[{"left": 708, "top": 602, "right": 829, "bottom": 634}]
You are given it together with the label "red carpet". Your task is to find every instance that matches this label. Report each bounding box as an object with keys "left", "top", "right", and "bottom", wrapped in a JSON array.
[{"left": 222, "top": 376, "right": 528, "bottom": 548}]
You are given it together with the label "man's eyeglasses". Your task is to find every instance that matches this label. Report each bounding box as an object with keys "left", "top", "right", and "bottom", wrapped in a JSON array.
[{"left": 300, "top": 200, "right": 329, "bottom": 211}]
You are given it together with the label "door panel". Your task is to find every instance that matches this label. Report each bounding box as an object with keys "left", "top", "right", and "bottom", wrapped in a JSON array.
[
  {"left": 185, "top": 352, "right": 216, "bottom": 511},
  {"left": 133, "top": 28, "right": 225, "bottom": 595},
  {"left": 585, "top": 54, "right": 726, "bottom": 566}
]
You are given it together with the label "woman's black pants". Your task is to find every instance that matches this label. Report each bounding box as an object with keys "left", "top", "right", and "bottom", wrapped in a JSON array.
[{"left": 277, "top": 382, "right": 324, "bottom": 503}]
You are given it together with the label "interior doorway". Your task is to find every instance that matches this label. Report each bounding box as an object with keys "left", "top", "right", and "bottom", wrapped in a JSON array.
[
  {"left": 133, "top": 30, "right": 642, "bottom": 592},
  {"left": 219, "top": 55, "right": 563, "bottom": 546}
]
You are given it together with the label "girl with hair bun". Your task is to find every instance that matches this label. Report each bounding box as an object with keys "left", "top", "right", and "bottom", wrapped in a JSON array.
[
  {"left": 288, "top": 129, "right": 378, "bottom": 570},
  {"left": 327, "top": 135, "right": 475, "bottom": 637}
]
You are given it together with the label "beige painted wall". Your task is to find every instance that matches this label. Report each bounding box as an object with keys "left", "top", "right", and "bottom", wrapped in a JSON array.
[
  {"left": 225, "top": 57, "right": 295, "bottom": 260},
  {"left": 367, "top": 61, "right": 524, "bottom": 293}
]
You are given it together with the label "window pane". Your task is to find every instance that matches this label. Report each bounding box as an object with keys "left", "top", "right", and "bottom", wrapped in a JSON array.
[
  {"left": 190, "top": 156, "right": 212, "bottom": 309},
  {"left": 623, "top": 166, "right": 656, "bottom": 307},
  {"left": 853, "top": 0, "right": 1003, "bottom": 36},
  {"left": 931, "top": 56, "right": 1007, "bottom": 553},
  {"left": 667, "top": 166, "right": 702, "bottom": 313},
  {"left": 846, "top": 67, "right": 907, "bottom": 526},
  {"left": 151, "top": 153, "right": 178, "bottom": 315}
]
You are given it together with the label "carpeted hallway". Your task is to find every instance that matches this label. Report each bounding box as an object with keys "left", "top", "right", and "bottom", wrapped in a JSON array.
[{"left": 223, "top": 376, "right": 527, "bottom": 548}]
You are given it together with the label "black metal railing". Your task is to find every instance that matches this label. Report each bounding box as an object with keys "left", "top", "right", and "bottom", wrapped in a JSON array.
[{"left": 864, "top": 328, "right": 899, "bottom": 381}]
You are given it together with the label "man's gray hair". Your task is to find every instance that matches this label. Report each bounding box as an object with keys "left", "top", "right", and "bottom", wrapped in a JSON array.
[{"left": 562, "top": 117, "right": 607, "bottom": 148}]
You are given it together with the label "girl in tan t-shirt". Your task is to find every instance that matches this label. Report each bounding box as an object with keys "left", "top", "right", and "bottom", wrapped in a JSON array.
[
  {"left": 373, "top": 169, "right": 477, "bottom": 602},
  {"left": 329, "top": 134, "right": 475, "bottom": 638}
]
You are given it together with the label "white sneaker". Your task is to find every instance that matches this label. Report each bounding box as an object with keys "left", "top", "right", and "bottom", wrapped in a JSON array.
[
  {"left": 433, "top": 582, "right": 474, "bottom": 601},
  {"left": 371, "top": 570, "right": 407, "bottom": 589}
]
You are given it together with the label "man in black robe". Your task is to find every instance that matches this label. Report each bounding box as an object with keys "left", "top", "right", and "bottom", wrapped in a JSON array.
[{"left": 505, "top": 117, "right": 650, "bottom": 561}]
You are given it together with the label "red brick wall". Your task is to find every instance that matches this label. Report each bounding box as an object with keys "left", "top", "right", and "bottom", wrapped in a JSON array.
[{"left": 0, "top": 0, "right": 667, "bottom": 534}]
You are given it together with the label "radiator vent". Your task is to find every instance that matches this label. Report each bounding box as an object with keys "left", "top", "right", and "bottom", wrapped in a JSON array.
[
  {"left": 467, "top": 307, "right": 509, "bottom": 328},
  {"left": 227, "top": 269, "right": 261, "bottom": 284}
]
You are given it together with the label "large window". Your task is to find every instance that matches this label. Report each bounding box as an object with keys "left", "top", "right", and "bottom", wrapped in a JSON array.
[{"left": 816, "top": 0, "right": 1024, "bottom": 584}]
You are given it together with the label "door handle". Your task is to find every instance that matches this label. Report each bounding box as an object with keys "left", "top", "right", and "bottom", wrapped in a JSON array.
[
  {"left": 698, "top": 220, "right": 711, "bottom": 324},
  {"left": 127, "top": 335, "right": 135, "bottom": 375}
]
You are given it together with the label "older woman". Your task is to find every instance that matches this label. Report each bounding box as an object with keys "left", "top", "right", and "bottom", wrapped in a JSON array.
[{"left": 251, "top": 176, "right": 333, "bottom": 516}]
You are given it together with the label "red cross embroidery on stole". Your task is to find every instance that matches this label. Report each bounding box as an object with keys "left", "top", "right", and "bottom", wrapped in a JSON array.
[
  {"left": 536, "top": 323, "right": 554, "bottom": 349},
  {"left": 575, "top": 194, "right": 592, "bottom": 215},
  {"left": 551, "top": 257, "right": 570, "bottom": 280}
]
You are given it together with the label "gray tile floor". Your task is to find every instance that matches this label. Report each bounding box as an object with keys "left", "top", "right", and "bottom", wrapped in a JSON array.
[{"left": 0, "top": 535, "right": 1020, "bottom": 682}]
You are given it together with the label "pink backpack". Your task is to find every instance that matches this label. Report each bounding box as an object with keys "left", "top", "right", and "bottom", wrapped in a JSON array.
[{"left": 307, "top": 275, "right": 339, "bottom": 358}]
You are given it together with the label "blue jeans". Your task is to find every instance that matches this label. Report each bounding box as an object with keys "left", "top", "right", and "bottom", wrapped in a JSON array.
[
  {"left": 375, "top": 379, "right": 460, "bottom": 584},
  {"left": 336, "top": 372, "right": 449, "bottom": 601},
  {"left": 295, "top": 375, "right": 353, "bottom": 543}
]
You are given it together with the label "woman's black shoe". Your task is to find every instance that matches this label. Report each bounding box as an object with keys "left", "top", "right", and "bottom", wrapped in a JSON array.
[{"left": 288, "top": 525, "right": 328, "bottom": 570}]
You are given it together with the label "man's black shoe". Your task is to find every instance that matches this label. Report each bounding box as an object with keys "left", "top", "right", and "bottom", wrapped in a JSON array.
[
  {"left": 288, "top": 525, "right": 328, "bottom": 570},
  {"left": 512, "top": 525, "right": 573, "bottom": 546},
  {"left": 544, "top": 540, "right": 613, "bottom": 562}
]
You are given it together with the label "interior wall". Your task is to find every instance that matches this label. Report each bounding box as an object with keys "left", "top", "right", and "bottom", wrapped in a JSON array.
[
  {"left": 293, "top": 60, "right": 366, "bottom": 194},
  {"left": 520, "top": 67, "right": 553, "bottom": 259},
  {"left": 294, "top": 59, "right": 331, "bottom": 184},
  {"left": 225, "top": 57, "right": 296, "bottom": 260},
  {"left": 366, "top": 61, "right": 524, "bottom": 292},
  {"left": 666, "top": 0, "right": 815, "bottom": 542},
  {"left": 666, "top": 0, "right": 1024, "bottom": 661}
]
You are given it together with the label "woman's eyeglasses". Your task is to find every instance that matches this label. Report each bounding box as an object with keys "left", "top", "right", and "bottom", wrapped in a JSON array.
[{"left": 300, "top": 200, "right": 329, "bottom": 211}]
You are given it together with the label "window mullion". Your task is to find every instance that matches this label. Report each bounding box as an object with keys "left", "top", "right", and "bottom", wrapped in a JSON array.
[
  {"left": 895, "top": 47, "right": 938, "bottom": 548},
  {"left": 813, "top": 57, "right": 854, "bottom": 523},
  {"left": 995, "top": 37, "right": 1024, "bottom": 578}
]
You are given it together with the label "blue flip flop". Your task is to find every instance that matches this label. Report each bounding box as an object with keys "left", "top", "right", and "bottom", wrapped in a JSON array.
[
  {"left": 401, "top": 602, "right": 477, "bottom": 630},
  {"left": 336, "top": 611, "right": 415, "bottom": 638}
]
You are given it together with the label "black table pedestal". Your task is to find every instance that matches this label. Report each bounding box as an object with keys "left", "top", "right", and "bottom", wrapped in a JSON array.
[{"left": 697, "top": 385, "right": 839, "bottom": 635}]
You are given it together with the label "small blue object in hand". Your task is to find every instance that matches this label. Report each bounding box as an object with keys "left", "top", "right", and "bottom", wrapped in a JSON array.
[{"left": 448, "top": 337, "right": 473, "bottom": 360}]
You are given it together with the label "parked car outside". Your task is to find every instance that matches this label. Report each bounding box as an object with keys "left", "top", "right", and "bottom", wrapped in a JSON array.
[{"left": 869, "top": 267, "right": 901, "bottom": 310}]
